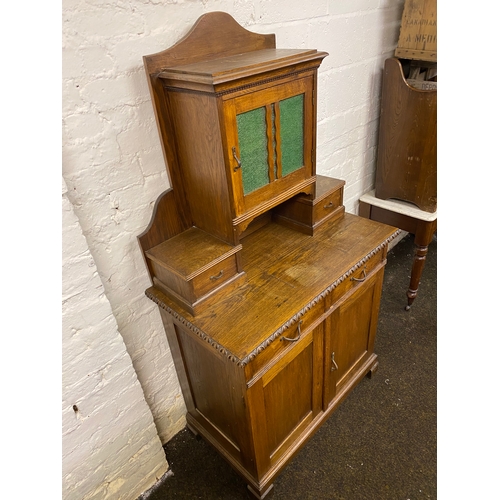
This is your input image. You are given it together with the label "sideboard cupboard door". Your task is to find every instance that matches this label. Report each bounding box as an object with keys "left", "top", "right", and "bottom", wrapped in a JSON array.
[
  {"left": 324, "top": 267, "right": 384, "bottom": 407},
  {"left": 246, "top": 323, "right": 324, "bottom": 477},
  {"left": 223, "top": 75, "right": 315, "bottom": 219}
]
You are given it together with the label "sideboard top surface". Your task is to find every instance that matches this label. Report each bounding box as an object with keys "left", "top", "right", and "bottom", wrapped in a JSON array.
[{"left": 147, "top": 213, "right": 398, "bottom": 364}]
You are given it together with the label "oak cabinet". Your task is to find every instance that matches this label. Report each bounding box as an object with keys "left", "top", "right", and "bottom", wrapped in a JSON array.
[
  {"left": 138, "top": 12, "right": 399, "bottom": 499},
  {"left": 145, "top": 213, "right": 398, "bottom": 499},
  {"left": 159, "top": 53, "right": 324, "bottom": 245}
]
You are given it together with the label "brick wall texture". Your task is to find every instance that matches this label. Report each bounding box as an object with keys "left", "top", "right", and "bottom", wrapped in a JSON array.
[{"left": 62, "top": 1, "right": 404, "bottom": 498}]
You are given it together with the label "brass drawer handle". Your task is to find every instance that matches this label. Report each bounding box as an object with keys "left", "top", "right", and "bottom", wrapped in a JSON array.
[
  {"left": 331, "top": 352, "right": 338, "bottom": 372},
  {"left": 351, "top": 268, "right": 367, "bottom": 282},
  {"left": 324, "top": 201, "right": 334, "bottom": 209},
  {"left": 210, "top": 270, "right": 224, "bottom": 281},
  {"left": 232, "top": 147, "right": 241, "bottom": 171},
  {"left": 280, "top": 320, "right": 302, "bottom": 343}
]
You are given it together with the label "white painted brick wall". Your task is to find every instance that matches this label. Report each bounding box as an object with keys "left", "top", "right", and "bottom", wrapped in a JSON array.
[
  {"left": 62, "top": 178, "right": 169, "bottom": 499},
  {"left": 62, "top": 0, "right": 404, "bottom": 497}
]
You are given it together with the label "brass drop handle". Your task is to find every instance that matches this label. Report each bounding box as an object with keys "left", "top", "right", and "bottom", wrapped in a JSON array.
[
  {"left": 331, "top": 352, "right": 338, "bottom": 372},
  {"left": 232, "top": 147, "right": 241, "bottom": 171},
  {"left": 324, "top": 201, "right": 334, "bottom": 209},
  {"left": 210, "top": 270, "right": 224, "bottom": 281},
  {"left": 280, "top": 320, "right": 302, "bottom": 343},
  {"left": 351, "top": 268, "right": 367, "bottom": 282}
]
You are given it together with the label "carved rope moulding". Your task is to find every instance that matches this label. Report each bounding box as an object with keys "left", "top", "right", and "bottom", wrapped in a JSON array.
[{"left": 146, "top": 230, "right": 401, "bottom": 367}]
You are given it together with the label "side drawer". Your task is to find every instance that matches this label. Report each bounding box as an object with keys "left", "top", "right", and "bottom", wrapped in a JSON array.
[
  {"left": 272, "top": 175, "right": 345, "bottom": 234},
  {"left": 145, "top": 227, "right": 245, "bottom": 315},
  {"left": 191, "top": 254, "right": 239, "bottom": 297},
  {"left": 312, "top": 187, "right": 343, "bottom": 225}
]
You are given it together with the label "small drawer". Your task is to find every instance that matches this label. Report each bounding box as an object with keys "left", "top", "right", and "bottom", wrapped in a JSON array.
[
  {"left": 312, "top": 188, "right": 343, "bottom": 225},
  {"left": 326, "top": 249, "right": 385, "bottom": 309},
  {"left": 191, "top": 254, "right": 239, "bottom": 297},
  {"left": 245, "top": 297, "right": 325, "bottom": 384},
  {"left": 146, "top": 227, "right": 244, "bottom": 315},
  {"left": 273, "top": 176, "right": 345, "bottom": 235}
]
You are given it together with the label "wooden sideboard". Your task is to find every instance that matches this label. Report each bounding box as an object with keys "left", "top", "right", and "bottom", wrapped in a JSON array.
[
  {"left": 137, "top": 13, "right": 399, "bottom": 498},
  {"left": 142, "top": 207, "right": 398, "bottom": 498}
]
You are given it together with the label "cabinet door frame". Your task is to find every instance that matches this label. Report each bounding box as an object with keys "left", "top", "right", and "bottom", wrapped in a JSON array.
[
  {"left": 222, "top": 75, "right": 314, "bottom": 218},
  {"left": 323, "top": 267, "right": 384, "bottom": 409},
  {"left": 245, "top": 321, "right": 324, "bottom": 479}
]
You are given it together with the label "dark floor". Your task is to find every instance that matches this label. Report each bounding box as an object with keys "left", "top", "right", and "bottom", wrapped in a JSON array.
[{"left": 142, "top": 233, "right": 437, "bottom": 500}]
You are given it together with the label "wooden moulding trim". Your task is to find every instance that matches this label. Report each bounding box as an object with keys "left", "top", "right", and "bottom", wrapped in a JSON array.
[
  {"left": 146, "top": 229, "right": 401, "bottom": 367},
  {"left": 158, "top": 51, "right": 324, "bottom": 84},
  {"left": 146, "top": 291, "right": 244, "bottom": 364},
  {"left": 216, "top": 67, "right": 320, "bottom": 96},
  {"left": 162, "top": 67, "right": 319, "bottom": 97}
]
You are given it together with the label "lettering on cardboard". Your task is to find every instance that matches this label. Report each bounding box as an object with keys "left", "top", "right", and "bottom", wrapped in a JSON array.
[
  {"left": 406, "top": 34, "right": 437, "bottom": 44},
  {"left": 405, "top": 19, "right": 437, "bottom": 27}
]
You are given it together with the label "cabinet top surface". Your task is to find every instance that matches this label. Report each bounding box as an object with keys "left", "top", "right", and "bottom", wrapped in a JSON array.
[
  {"left": 158, "top": 48, "right": 328, "bottom": 85},
  {"left": 147, "top": 214, "right": 398, "bottom": 365}
]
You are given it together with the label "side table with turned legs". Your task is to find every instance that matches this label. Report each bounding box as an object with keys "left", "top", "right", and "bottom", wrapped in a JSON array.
[{"left": 359, "top": 190, "right": 437, "bottom": 310}]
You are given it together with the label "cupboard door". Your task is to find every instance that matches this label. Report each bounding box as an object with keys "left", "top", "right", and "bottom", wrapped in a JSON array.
[
  {"left": 246, "top": 323, "right": 323, "bottom": 476},
  {"left": 324, "top": 268, "right": 384, "bottom": 407},
  {"left": 236, "top": 105, "right": 270, "bottom": 195},
  {"left": 224, "top": 76, "right": 314, "bottom": 217}
]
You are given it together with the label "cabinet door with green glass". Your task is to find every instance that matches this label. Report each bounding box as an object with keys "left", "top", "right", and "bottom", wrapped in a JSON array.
[{"left": 223, "top": 76, "right": 315, "bottom": 218}]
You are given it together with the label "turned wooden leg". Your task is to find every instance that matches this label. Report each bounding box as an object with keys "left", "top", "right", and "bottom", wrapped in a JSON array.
[
  {"left": 405, "top": 219, "right": 436, "bottom": 310},
  {"left": 405, "top": 243, "right": 429, "bottom": 310},
  {"left": 247, "top": 483, "right": 274, "bottom": 499}
]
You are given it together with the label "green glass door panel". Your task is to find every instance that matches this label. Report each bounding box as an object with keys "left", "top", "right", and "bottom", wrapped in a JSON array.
[
  {"left": 279, "top": 95, "right": 304, "bottom": 176},
  {"left": 236, "top": 107, "right": 269, "bottom": 195}
]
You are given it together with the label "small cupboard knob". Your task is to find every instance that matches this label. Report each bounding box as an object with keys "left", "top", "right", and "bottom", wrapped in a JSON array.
[{"left": 331, "top": 352, "right": 338, "bottom": 372}]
